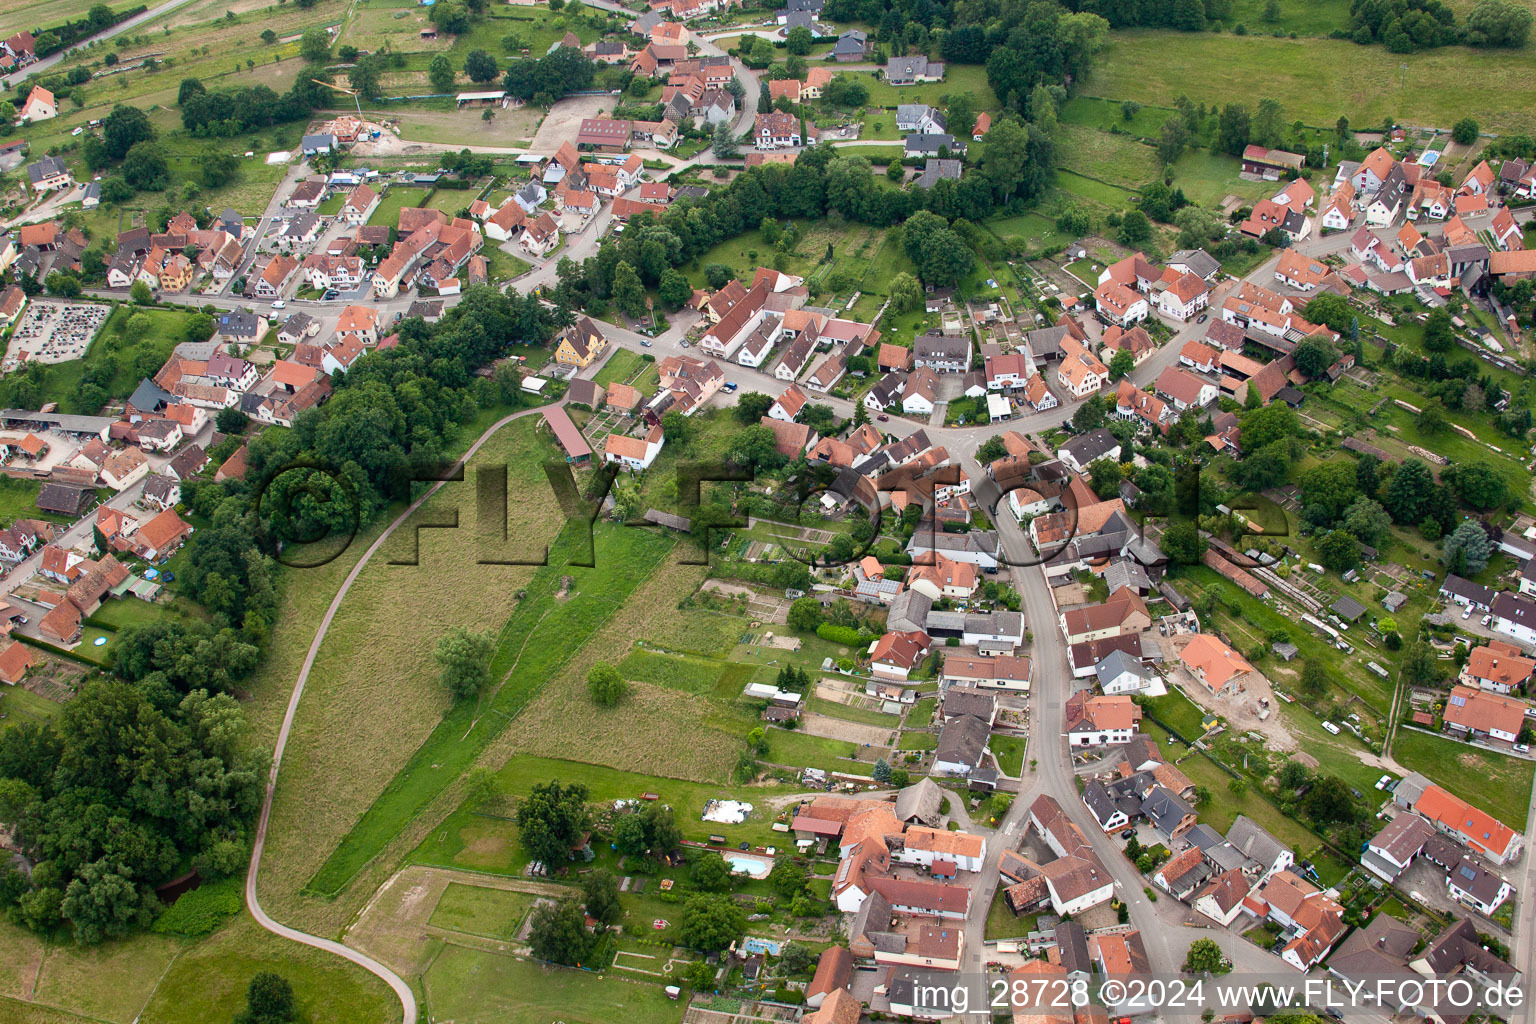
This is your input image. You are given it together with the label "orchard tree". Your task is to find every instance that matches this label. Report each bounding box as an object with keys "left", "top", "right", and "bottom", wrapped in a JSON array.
[
  {"left": 528, "top": 898, "right": 592, "bottom": 964},
  {"left": 434, "top": 626, "right": 496, "bottom": 701},
  {"left": 679, "top": 894, "right": 747, "bottom": 952},
  {"left": 464, "top": 49, "right": 500, "bottom": 83},
  {"left": 515, "top": 779, "right": 589, "bottom": 868},
  {"left": 300, "top": 27, "right": 330, "bottom": 62},
  {"left": 587, "top": 661, "right": 627, "bottom": 706},
  {"left": 429, "top": 54, "right": 456, "bottom": 92},
  {"left": 690, "top": 852, "right": 733, "bottom": 892}
]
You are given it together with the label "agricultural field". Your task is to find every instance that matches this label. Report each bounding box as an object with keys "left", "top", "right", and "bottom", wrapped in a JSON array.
[
  {"left": 1054, "top": 124, "right": 1161, "bottom": 190},
  {"left": 1088, "top": 32, "right": 1536, "bottom": 134}
]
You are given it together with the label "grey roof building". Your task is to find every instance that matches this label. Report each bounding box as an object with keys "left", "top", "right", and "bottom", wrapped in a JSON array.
[
  {"left": 26, "top": 155, "right": 68, "bottom": 186},
  {"left": 914, "top": 159, "right": 963, "bottom": 189},
  {"left": 933, "top": 713, "right": 990, "bottom": 773}
]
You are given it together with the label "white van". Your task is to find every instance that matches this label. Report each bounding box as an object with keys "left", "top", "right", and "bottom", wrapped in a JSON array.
[{"left": 1321, "top": 721, "right": 1341, "bottom": 735}]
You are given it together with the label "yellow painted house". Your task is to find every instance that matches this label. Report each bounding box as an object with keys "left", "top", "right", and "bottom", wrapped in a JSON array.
[{"left": 555, "top": 316, "right": 608, "bottom": 368}]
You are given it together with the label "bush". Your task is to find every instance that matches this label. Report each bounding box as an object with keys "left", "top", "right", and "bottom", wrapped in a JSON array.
[
  {"left": 816, "top": 622, "right": 863, "bottom": 645},
  {"left": 150, "top": 877, "right": 243, "bottom": 937}
]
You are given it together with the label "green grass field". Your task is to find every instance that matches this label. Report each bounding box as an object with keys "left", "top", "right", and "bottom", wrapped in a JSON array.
[
  {"left": 0, "top": 685, "right": 63, "bottom": 739},
  {"left": 985, "top": 888, "right": 1035, "bottom": 940},
  {"left": 429, "top": 883, "right": 534, "bottom": 940},
  {"left": 1061, "top": 96, "right": 1175, "bottom": 135},
  {"left": 309, "top": 524, "right": 675, "bottom": 894},
  {"left": 1219, "top": 0, "right": 1354, "bottom": 34},
  {"left": 411, "top": 755, "right": 797, "bottom": 876},
  {"left": 1089, "top": 31, "right": 1536, "bottom": 134},
  {"left": 368, "top": 187, "right": 434, "bottom": 227},
  {"left": 425, "top": 944, "right": 685, "bottom": 1024},
  {"left": 484, "top": 246, "right": 533, "bottom": 284},
  {"left": 850, "top": 64, "right": 999, "bottom": 110},
  {"left": 617, "top": 649, "right": 727, "bottom": 694},
  {"left": 763, "top": 726, "right": 880, "bottom": 776},
  {"left": 1055, "top": 124, "right": 1161, "bottom": 188},
  {"left": 992, "top": 734, "right": 1026, "bottom": 776},
  {"left": 1053, "top": 169, "right": 1138, "bottom": 207},
  {"left": 1392, "top": 729, "right": 1535, "bottom": 829},
  {"left": 987, "top": 212, "right": 1074, "bottom": 253}
]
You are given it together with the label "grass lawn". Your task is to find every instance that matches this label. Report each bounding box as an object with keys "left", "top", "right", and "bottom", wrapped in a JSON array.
[
  {"left": 88, "top": 596, "right": 190, "bottom": 631},
  {"left": 1089, "top": 31, "right": 1536, "bottom": 134},
  {"left": 808, "top": 693, "right": 902, "bottom": 728},
  {"left": 429, "top": 883, "right": 534, "bottom": 940},
  {"left": 368, "top": 187, "right": 434, "bottom": 227},
  {"left": 985, "top": 887, "right": 1035, "bottom": 940},
  {"left": 848, "top": 64, "right": 999, "bottom": 110},
  {"left": 1052, "top": 170, "right": 1137, "bottom": 207},
  {"left": 1171, "top": 148, "right": 1277, "bottom": 208},
  {"left": 1174, "top": 748, "right": 1318, "bottom": 852},
  {"left": 1060, "top": 96, "right": 1174, "bottom": 136},
  {"left": 594, "top": 348, "right": 645, "bottom": 388},
  {"left": 0, "top": 686, "right": 63, "bottom": 739},
  {"left": 1142, "top": 686, "right": 1211, "bottom": 742},
  {"left": 0, "top": 476, "right": 48, "bottom": 527},
  {"left": 894, "top": 730, "right": 937, "bottom": 752},
  {"left": 412, "top": 754, "right": 798, "bottom": 877},
  {"left": 1218, "top": 0, "right": 1353, "bottom": 34},
  {"left": 424, "top": 943, "right": 686, "bottom": 1024},
  {"left": 309, "top": 522, "right": 675, "bottom": 895},
  {"left": 987, "top": 212, "right": 1073, "bottom": 254},
  {"left": 1055, "top": 124, "right": 1161, "bottom": 190},
  {"left": 906, "top": 698, "right": 936, "bottom": 728},
  {"left": 992, "top": 734, "right": 1026, "bottom": 776},
  {"left": 764, "top": 725, "right": 880, "bottom": 776},
  {"left": 484, "top": 246, "right": 533, "bottom": 284},
  {"left": 1392, "top": 729, "right": 1535, "bottom": 829},
  {"left": 137, "top": 912, "right": 398, "bottom": 1024}
]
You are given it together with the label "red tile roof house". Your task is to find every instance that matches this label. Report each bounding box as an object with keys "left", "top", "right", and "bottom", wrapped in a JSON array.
[
  {"left": 1441, "top": 684, "right": 1527, "bottom": 745},
  {"left": 133, "top": 508, "right": 194, "bottom": 562},
  {"left": 868, "top": 629, "right": 931, "bottom": 679}
]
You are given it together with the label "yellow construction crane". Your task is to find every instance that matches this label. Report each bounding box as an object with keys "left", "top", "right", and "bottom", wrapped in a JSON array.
[{"left": 313, "top": 78, "right": 363, "bottom": 119}]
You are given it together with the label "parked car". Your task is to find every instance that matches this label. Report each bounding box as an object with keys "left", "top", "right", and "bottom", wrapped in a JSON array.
[
  {"left": 1119, "top": 828, "right": 1136, "bottom": 840},
  {"left": 1196, "top": 313, "right": 1208, "bottom": 323},
  {"left": 1482, "top": 614, "right": 1493, "bottom": 626},
  {"left": 1463, "top": 605, "right": 1473, "bottom": 619},
  {"left": 271, "top": 299, "right": 286, "bottom": 309}
]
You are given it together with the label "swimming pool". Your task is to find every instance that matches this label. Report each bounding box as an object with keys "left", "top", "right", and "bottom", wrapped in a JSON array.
[{"left": 727, "top": 855, "right": 769, "bottom": 877}]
